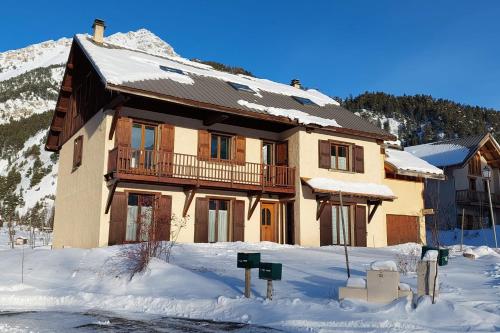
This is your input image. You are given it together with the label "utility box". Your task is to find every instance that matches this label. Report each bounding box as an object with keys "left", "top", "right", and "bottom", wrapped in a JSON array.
[
  {"left": 366, "top": 270, "right": 400, "bottom": 303},
  {"left": 237, "top": 252, "right": 261, "bottom": 269},
  {"left": 421, "top": 246, "right": 449, "bottom": 266},
  {"left": 259, "top": 262, "right": 282, "bottom": 280}
]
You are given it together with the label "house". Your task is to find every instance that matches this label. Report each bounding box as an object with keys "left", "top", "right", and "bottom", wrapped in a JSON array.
[
  {"left": 46, "top": 20, "right": 443, "bottom": 249},
  {"left": 406, "top": 133, "right": 500, "bottom": 230}
]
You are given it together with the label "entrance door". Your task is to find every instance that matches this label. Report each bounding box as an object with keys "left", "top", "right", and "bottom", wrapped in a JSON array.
[
  {"left": 131, "top": 122, "right": 156, "bottom": 170},
  {"left": 261, "top": 202, "right": 276, "bottom": 242}
]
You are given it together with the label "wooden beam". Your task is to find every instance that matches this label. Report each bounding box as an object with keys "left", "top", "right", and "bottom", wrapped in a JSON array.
[
  {"left": 203, "top": 113, "right": 230, "bottom": 126},
  {"left": 368, "top": 200, "right": 381, "bottom": 223},
  {"left": 108, "top": 105, "right": 122, "bottom": 140},
  {"left": 105, "top": 179, "right": 119, "bottom": 214},
  {"left": 103, "top": 94, "right": 129, "bottom": 111},
  {"left": 316, "top": 200, "right": 328, "bottom": 221},
  {"left": 247, "top": 193, "right": 262, "bottom": 219},
  {"left": 183, "top": 186, "right": 198, "bottom": 217}
]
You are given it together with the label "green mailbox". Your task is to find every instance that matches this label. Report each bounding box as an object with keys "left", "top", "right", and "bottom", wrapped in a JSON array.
[
  {"left": 421, "top": 246, "right": 449, "bottom": 266},
  {"left": 237, "top": 252, "right": 261, "bottom": 269},
  {"left": 259, "top": 262, "right": 282, "bottom": 280}
]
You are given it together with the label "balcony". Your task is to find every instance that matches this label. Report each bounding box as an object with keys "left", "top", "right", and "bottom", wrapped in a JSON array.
[
  {"left": 456, "top": 190, "right": 500, "bottom": 206},
  {"left": 107, "top": 146, "right": 295, "bottom": 194}
]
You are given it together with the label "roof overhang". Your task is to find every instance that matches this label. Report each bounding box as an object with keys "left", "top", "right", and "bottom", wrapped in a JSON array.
[
  {"left": 460, "top": 133, "right": 500, "bottom": 169},
  {"left": 301, "top": 177, "right": 396, "bottom": 201},
  {"left": 384, "top": 161, "right": 445, "bottom": 180}
]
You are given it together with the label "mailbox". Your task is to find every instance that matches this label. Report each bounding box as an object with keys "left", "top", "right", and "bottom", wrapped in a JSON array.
[
  {"left": 259, "top": 262, "right": 282, "bottom": 280},
  {"left": 421, "top": 246, "right": 449, "bottom": 266},
  {"left": 237, "top": 252, "right": 261, "bottom": 269}
]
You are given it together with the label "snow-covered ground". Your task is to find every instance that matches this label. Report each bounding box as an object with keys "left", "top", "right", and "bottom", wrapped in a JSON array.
[{"left": 0, "top": 229, "right": 498, "bottom": 332}]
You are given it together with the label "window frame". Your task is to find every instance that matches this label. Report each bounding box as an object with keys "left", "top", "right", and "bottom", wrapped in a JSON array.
[
  {"left": 209, "top": 132, "right": 234, "bottom": 161},
  {"left": 331, "top": 203, "right": 352, "bottom": 246},
  {"left": 72, "top": 135, "right": 83, "bottom": 170},
  {"left": 330, "top": 142, "right": 351, "bottom": 171},
  {"left": 208, "top": 198, "right": 232, "bottom": 242},
  {"left": 124, "top": 191, "right": 159, "bottom": 243}
]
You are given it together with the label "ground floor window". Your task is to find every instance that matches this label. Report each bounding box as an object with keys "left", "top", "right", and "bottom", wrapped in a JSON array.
[
  {"left": 331, "top": 205, "right": 351, "bottom": 245},
  {"left": 126, "top": 193, "right": 155, "bottom": 242},
  {"left": 208, "top": 199, "right": 230, "bottom": 242}
]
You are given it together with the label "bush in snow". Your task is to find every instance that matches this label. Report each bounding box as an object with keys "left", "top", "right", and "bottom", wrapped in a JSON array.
[{"left": 395, "top": 246, "right": 421, "bottom": 274}]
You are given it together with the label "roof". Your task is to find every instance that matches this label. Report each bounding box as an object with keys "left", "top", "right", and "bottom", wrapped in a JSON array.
[
  {"left": 302, "top": 177, "right": 396, "bottom": 201},
  {"left": 385, "top": 148, "right": 445, "bottom": 179},
  {"left": 73, "top": 35, "right": 395, "bottom": 141},
  {"left": 404, "top": 134, "right": 488, "bottom": 168}
]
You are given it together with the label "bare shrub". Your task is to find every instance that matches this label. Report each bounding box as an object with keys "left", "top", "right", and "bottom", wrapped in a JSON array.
[{"left": 396, "top": 246, "right": 421, "bottom": 274}]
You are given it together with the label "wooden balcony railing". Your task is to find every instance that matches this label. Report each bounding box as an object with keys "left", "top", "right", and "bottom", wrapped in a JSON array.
[
  {"left": 456, "top": 190, "right": 500, "bottom": 206},
  {"left": 108, "top": 146, "right": 295, "bottom": 194}
]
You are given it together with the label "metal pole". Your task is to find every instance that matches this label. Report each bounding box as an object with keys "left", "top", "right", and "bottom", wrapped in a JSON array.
[
  {"left": 486, "top": 179, "right": 498, "bottom": 248},
  {"left": 339, "top": 191, "right": 350, "bottom": 278},
  {"left": 460, "top": 208, "right": 465, "bottom": 252}
]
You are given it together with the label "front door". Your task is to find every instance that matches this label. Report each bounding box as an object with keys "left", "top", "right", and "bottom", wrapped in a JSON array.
[
  {"left": 260, "top": 202, "right": 276, "bottom": 242},
  {"left": 131, "top": 122, "right": 156, "bottom": 170}
]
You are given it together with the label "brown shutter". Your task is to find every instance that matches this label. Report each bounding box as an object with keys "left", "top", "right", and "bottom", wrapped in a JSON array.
[
  {"left": 276, "top": 141, "right": 288, "bottom": 166},
  {"left": 194, "top": 197, "right": 209, "bottom": 243},
  {"left": 159, "top": 124, "right": 175, "bottom": 175},
  {"left": 319, "top": 203, "right": 332, "bottom": 246},
  {"left": 233, "top": 200, "right": 245, "bottom": 241},
  {"left": 116, "top": 117, "right": 132, "bottom": 147},
  {"left": 156, "top": 195, "right": 172, "bottom": 241},
  {"left": 108, "top": 192, "right": 127, "bottom": 245},
  {"left": 73, "top": 136, "right": 83, "bottom": 169},
  {"left": 234, "top": 136, "right": 246, "bottom": 164},
  {"left": 318, "top": 140, "right": 331, "bottom": 169},
  {"left": 354, "top": 145, "right": 364, "bottom": 173},
  {"left": 355, "top": 205, "right": 367, "bottom": 247},
  {"left": 198, "top": 130, "right": 210, "bottom": 160}
]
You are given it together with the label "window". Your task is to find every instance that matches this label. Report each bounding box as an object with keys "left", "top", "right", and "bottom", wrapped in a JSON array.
[
  {"left": 208, "top": 199, "right": 230, "bottom": 242},
  {"left": 469, "top": 177, "right": 477, "bottom": 191},
  {"left": 159, "top": 65, "right": 184, "bottom": 75},
  {"left": 331, "top": 205, "right": 351, "bottom": 245},
  {"left": 331, "top": 143, "right": 349, "bottom": 171},
  {"left": 126, "top": 194, "right": 155, "bottom": 242},
  {"left": 228, "top": 82, "right": 256, "bottom": 94},
  {"left": 210, "top": 133, "right": 232, "bottom": 160},
  {"left": 293, "top": 96, "right": 317, "bottom": 106},
  {"left": 131, "top": 122, "right": 157, "bottom": 169},
  {"left": 72, "top": 135, "right": 83, "bottom": 169}
]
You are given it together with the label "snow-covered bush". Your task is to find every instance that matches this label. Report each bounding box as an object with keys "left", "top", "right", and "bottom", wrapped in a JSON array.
[{"left": 395, "top": 246, "right": 421, "bottom": 274}]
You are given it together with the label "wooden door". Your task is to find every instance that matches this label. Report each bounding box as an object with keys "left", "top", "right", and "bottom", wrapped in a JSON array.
[
  {"left": 260, "top": 202, "right": 276, "bottom": 242},
  {"left": 386, "top": 214, "right": 419, "bottom": 245}
]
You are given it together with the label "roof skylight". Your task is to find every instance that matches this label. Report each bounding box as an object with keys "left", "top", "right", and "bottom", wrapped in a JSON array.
[
  {"left": 293, "top": 96, "right": 318, "bottom": 106},
  {"left": 228, "top": 82, "right": 256, "bottom": 94},
  {"left": 159, "top": 65, "right": 185, "bottom": 75}
]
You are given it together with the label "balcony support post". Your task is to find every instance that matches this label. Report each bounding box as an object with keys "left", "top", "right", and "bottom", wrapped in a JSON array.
[
  {"left": 104, "top": 178, "right": 119, "bottom": 214},
  {"left": 183, "top": 185, "right": 198, "bottom": 217},
  {"left": 367, "top": 200, "right": 381, "bottom": 223},
  {"left": 247, "top": 193, "right": 262, "bottom": 219}
]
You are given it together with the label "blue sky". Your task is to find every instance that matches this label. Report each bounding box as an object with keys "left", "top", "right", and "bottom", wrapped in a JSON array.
[{"left": 2, "top": 1, "right": 499, "bottom": 109}]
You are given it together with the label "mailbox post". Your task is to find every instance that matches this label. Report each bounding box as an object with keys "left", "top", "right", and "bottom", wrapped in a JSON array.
[
  {"left": 258, "top": 262, "right": 282, "bottom": 300},
  {"left": 237, "top": 253, "right": 261, "bottom": 298}
]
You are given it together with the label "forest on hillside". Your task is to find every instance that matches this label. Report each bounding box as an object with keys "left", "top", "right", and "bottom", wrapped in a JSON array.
[{"left": 341, "top": 92, "right": 500, "bottom": 146}]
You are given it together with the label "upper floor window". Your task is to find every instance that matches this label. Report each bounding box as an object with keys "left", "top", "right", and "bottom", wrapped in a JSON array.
[
  {"left": 72, "top": 135, "right": 83, "bottom": 170},
  {"left": 211, "top": 133, "right": 232, "bottom": 160},
  {"left": 293, "top": 96, "right": 318, "bottom": 106},
  {"left": 331, "top": 144, "right": 349, "bottom": 171},
  {"left": 228, "top": 82, "right": 256, "bottom": 94}
]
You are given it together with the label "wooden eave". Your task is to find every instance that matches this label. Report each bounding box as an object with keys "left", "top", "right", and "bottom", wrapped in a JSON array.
[
  {"left": 458, "top": 133, "right": 500, "bottom": 169},
  {"left": 384, "top": 161, "right": 445, "bottom": 180}
]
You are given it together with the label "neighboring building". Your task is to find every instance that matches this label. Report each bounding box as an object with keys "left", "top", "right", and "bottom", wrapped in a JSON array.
[
  {"left": 406, "top": 133, "right": 500, "bottom": 230},
  {"left": 46, "top": 20, "right": 443, "bottom": 249}
]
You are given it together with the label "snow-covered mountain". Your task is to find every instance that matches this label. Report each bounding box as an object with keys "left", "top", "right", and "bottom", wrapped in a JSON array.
[{"left": 0, "top": 29, "right": 178, "bottom": 221}]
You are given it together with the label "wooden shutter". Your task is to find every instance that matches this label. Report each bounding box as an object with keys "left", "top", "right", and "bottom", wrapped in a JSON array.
[
  {"left": 73, "top": 135, "right": 83, "bottom": 169},
  {"left": 234, "top": 136, "right": 246, "bottom": 164},
  {"left": 108, "top": 192, "right": 127, "bottom": 245},
  {"left": 276, "top": 141, "right": 288, "bottom": 166},
  {"left": 156, "top": 195, "right": 172, "bottom": 241},
  {"left": 198, "top": 130, "right": 210, "bottom": 160},
  {"left": 194, "top": 197, "right": 209, "bottom": 243},
  {"left": 116, "top": 117, "right": 132, "bottom": 147},
  {"left": 354, "top": 145, "right": 364, "bottom": 173},
  {"left": 318, "top": 140, "right": 331, "bottom": 169},
  {"left": 159, "top": 124, "right": 175, "bottom": 175},
  {"left": 355, "top": 205, "right": 367, "bottom": 247},
  {"left": 319, "top": 203, "right": 332, "bottom": 246},
  {"left": 233, "top": 200, "right": 245, "bottom": 241}
]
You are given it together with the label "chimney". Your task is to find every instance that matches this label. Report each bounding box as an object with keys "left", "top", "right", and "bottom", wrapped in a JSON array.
[
  {"left": 92, "top": 19, "right": 106, "bottom": 44},
  {"left": 290, "top": 79, "right": 301, "bottom": 89}
]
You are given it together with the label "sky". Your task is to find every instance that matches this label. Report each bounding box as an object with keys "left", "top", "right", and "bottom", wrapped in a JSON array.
[{"left": 1, "top": 1, "right": 499, "bottom": 109}]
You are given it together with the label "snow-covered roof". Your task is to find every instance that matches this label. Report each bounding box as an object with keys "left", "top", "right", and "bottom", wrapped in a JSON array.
[
  {"left": 404, "top": 134, "right": 489, "bottom": 168},
  {"left": 69, "top": 35, "right": 394, "bottom": 140},
  {"left": 385, "top": 148, "right": 444, "bottom": 179},
  {"left": 302, "top": 177, "right": 396, "bottom": 201}
]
